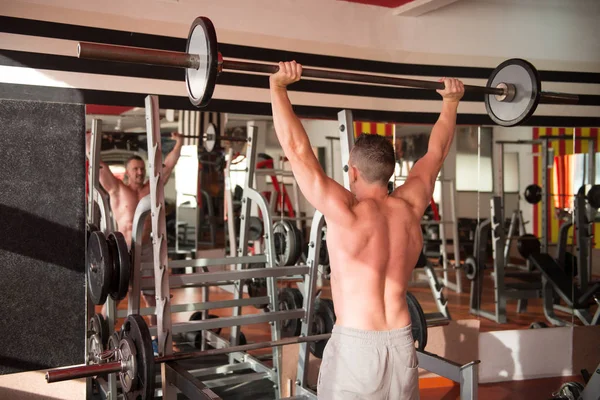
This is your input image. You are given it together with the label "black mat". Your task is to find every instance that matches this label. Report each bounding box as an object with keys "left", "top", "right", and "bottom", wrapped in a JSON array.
[{"left": 0, "top": 99, "right": 86, "bottom": 374}]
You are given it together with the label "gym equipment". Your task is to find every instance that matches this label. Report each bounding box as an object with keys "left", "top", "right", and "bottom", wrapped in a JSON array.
[
  {"left": 87, "top": 230, "right": 132, "bottom": 305},
  {"left": 88, "top": 314, "right": 109, "bottom": 364},
  {"left": 273, "top": 220, "right": 303, "bottom": 266},
  {"left": 464, "top": 256, "right": 478, "bottom": 281},
  {"left": 77, "top": 17, "right": 580, "bottom": 127},
  {"left": 279, "top": 288, "right": 304, "bottom": 338},
  {"left": 529, "top": 321, "right": 548, "bottom": 329},
  {"left": 87, "top": 231, "right": 113, "bottom": 305},
  {"left": 100, "top": 123, "right": 248, "bottom": 153},
  {"left": 407, "top": 291, "right": 428, "bottom": 351},
  {"left": 523, "top": 183, "right": 543, "bottom": 204},
  {"left": 523, "top": 183, "right": 600, "bottom": 207},
  {"left": 309, "top": 298, "right": 336, "bottom": 359},
  {"left": 247, "top": 216, "right": 264, "bottom": 241},
  {"left": 46, "top": 313, "right": 333, "bottom": 385},
  {"left": 516, "top": 234, "right": 542, "bottom": 259},
  {"left": 107, "top": 231, "right": 131, "bottom": 301}
]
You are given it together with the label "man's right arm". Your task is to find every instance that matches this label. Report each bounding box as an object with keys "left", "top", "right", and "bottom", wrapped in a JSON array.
[
  {"left": 86, "top": 132, "right": 120, "bottom": 194},
  {"left": 393, "top": 78, "right": 464, "bottom": 215}
]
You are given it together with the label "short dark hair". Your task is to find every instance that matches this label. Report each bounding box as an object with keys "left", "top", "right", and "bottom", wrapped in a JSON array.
[
  {"left": 125, "top": 155, "right": 145, "bottom": 168},
  {"left": 349, "top": 134, "right": 395, "bottom": 185}
]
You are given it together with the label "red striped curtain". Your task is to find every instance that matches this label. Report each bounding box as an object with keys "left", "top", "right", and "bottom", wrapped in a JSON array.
[
  {"left": 353, "top": 122, "right": 394, "bottom": 138},
  {"left": 532, "top": 127, "right": 600, "bottom": 247}
]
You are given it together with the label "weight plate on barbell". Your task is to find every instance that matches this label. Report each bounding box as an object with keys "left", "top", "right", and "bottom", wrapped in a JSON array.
[
  {"left": 273, "top": 220, "right": 300, "bottom": 266},
  {"left": 121, "top": 314, "right": 155, "bottom": 400},
  {"left": 203, "top": 122, "right": 217, "bottom": 152},
  {"left": 485, "top": 58, "right": 541, "bottom": 127},
  {"left": 89, "top": 313, "right": 109, "bottom": 348},
  {"left": 524, "top": 183, "right": 542, "bottom": 204},
  {"left": 517, "top": 234, "right": 541, "bottom": 260},
  {"left": 586, "top": 184, "right": 600, "bottom": 209},
  {"left": 107, "top": 231, "right": 130, "bottom": 301},
  {"left": 248, "top": 216, "right": 264, "bottom": 241},
  {"left": 309, "top": 298, "right": 336, "bottom": 359},
  {"left": 407, "top": 291, "right": 427, "bottom": 351},
  {"left": 279, "top": 288, "right": 304, "bottom": 338},
  {"left": 186, "top": 17, "right": 218, "bottom": 107},
  {"left": 464, "top": 256, "right": 478, "bottom": 281},
  {"left": 87, "top": 231, "right": 113, "bottom": 306}
]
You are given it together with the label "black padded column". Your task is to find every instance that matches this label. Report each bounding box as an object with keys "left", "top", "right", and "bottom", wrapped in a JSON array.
[{"left": 0, "top": 99, "right": 86, "bottom": 374}]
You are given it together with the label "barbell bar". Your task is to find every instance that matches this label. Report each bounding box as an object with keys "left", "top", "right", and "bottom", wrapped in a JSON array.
[
  {"left": 46, "top": 332, "right": 332, "bottom": 383},
  {"left": 101, "top": 123, "right": 246, "bottom": 152},
  {"left": 76, "top": 17, "right": 582, "bottom": 127}
]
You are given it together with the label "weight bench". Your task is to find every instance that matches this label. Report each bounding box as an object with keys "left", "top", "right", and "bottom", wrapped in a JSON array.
[{"left": 528, "top": 253, "right": 600, "bottom": 325}]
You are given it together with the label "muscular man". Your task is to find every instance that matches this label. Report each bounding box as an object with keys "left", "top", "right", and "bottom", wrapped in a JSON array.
[
  {"left": 269, "top": 61, "right": 464, "bottom": 399},
  {"left": 89, "top": 132, "right": 184, "bottom": 323}
]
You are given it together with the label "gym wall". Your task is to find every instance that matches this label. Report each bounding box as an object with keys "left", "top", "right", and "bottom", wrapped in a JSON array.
[{"left": 0, "top": 0, "right": 598, "bottom": 126}]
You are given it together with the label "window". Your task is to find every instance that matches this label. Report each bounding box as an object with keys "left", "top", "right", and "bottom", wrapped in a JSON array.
[{"left": 455, "top": 127, "right": 493, "bottom": 192}]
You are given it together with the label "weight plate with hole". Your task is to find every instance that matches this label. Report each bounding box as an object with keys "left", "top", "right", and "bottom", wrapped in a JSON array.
[
  {"left": 107, "top": 231, "right": 131, "bottom": 301},
  {"left": 485, "top": 58, "right": 541, "bottom": 127},
  {"left": 279, "top": 288, "right": 304, "bottom": 338},
  {"left": 186, "top": 17, "right": 218, "bottom": 107},
  {"left": 248, "top": 216, "right": 264, "bottom": 241},
  {"left": 407, "top": 291, "right": 427, "bottom": 351},
  {"left": 121, "top": 315, "right": 154, "bottom": 400},
  {"left": 89, "top": 313, "right": 109, "bottom": 348},
  {"left": 464, "top": 256, "right": 478, "bottom": 281},
  {"left": 309, "top": 298, "right": 336, "bottom": 359},
  {"left": 273, "top": 220, "right": 300, "bottom": 266},
  {"left": 203, "top": 122, "right": 217, "bottom": 152},
  {"left": 87, "top": 231, "right": 113, "bottom": 305}
]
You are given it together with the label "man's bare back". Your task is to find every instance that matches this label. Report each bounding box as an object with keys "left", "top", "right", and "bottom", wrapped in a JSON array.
[
  {"left": 269, "top": 60, "right": 464, "bottom": 399},
  {"left": 326, "top": 196, "right": 423, "bottom": 331}
]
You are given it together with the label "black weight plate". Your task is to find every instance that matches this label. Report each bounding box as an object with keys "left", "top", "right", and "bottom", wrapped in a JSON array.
[
  {"left": 238, "top": 331, "right": 247, "bottom": 346},
  {"left": 89, "top": 313, "right": 109, "bottom": 348},
  {"left": 587, "top": 185, "right": 600, "bottom": 209},
  {"left": 279, "top": 288, "right": 304, "bottom": 338},
  {"left": 464, "top": 256, "right": 478, "bottom": 281},
  {"left": 186, "top": 17, "right": 219, "bottom": 108},
  {"left": 107, "top": 330, "right": 121, "bottom": 351},
  {"left": 529, "top": 321, "right": 548, "bottom": 329},
  {"left": 190, "top": 312, "right": 222, "bottom": 335},
  {"left": 524, "top": 184, "right": 542, "bottom": 204},
  {"left": 407, "top": 291, "right": 427, "bottom": 351},
  {"left": 121, "top": 315, "right": 155, "bottom": 400},
  {"left": 309, "top": 298, "right": 336, "bottom": 359},
  {"left": 248, "top": 216, "right": 264, "bottom": 241},
  {"left": 293, "top": 225, "right": 304, "bottom": 265},
  {"left": 105, "top": 234, "right": 120, "bottom": 297},
  {"left": 87, "top": 231, "right": 113, "bottom": 306},
  {"left": 108, "top": 231, "right": 131, "bottom": 301},
  {"left": 485, "top": 58, "right": 541, "bottom": 127},
  {"left": 517, "top": 234, "right": 541, "bottom": 259},
  {"left": 273, "top": 220, "right": 298, "bottom": 266}
]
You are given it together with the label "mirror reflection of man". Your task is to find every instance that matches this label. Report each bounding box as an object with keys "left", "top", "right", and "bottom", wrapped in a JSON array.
[{"left": 87, "top": 132, "right": 184, "bottom": 325}]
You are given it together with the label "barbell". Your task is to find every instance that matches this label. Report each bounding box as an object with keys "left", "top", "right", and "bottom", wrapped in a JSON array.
[
  {"left": 101, "top": 122, "right": 247, "bottom": 152},
  {"left": 77, "top": 17, "right": 581, "bottom": 127},
  {"left": 523, "top": 183, "right": 600, "bottom": 209}
]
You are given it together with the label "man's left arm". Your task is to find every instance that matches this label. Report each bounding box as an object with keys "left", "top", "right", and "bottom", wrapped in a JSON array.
[
  {"left": 270, "top": 61, "right": 355, "bottom": 225},
  {"left": 162, "top": 133, "right": 184, "bottom": 183}
]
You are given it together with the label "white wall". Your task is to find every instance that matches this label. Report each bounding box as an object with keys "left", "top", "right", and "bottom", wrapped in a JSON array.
[{"left": 1, "top": 0, "right": 599, "bottom": 118}]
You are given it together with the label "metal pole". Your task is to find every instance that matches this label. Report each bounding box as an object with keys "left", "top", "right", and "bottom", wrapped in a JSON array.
[
  {"left": 145, "top": 95, "right": 176, "bottom": 400},
  {"left": 46, "top": 333, "right": 332, "bottom": 383}
]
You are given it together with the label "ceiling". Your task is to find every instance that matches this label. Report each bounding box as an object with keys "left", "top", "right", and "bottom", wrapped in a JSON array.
[{"left": 338, "top": 0, "right": 416, "bottom": 7}]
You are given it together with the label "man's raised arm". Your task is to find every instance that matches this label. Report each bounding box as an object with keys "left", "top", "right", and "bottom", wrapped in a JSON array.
[
  {"left": 269, "top": 61, "right": 354, "bottom": 224},
  {"left": 394, "top": 78, "right": 464, "bottom": 215},
  {"left": 162, "top": 132, "right": 184, "bottom": 183}
]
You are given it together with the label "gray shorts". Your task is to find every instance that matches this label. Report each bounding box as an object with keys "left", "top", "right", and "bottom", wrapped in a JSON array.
[{"left": 317, "top": 324, "right": 419, "bottom": 400}]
